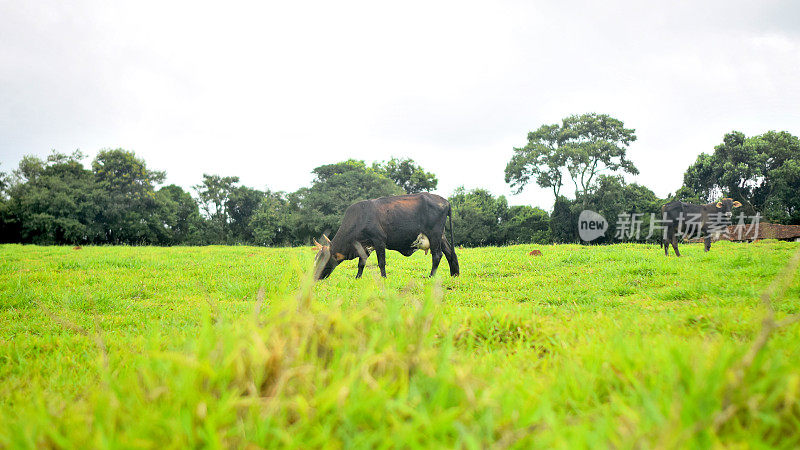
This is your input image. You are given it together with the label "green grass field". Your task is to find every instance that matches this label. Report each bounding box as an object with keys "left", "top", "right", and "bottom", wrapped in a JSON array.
[{"left": 1, "top": 241, "right": 799, "bottom": 448}]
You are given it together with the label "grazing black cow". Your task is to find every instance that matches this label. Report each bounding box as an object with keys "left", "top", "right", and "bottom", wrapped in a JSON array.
[
  {"left": 661, "top": 198, "right": 742, "bottom": 256},
  {"left": 312, "top": 193, "right": 460, "bottom": 280}
]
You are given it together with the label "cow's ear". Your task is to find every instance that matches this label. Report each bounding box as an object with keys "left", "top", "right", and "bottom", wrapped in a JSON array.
[
  {"left": 322, "top": 234, "right": 332, "bottom": 245},
  {"left": 733, "top": 201, "right": 742, "bottom": 208},
  {"left": 716, "top": 201, "right": 723, "bottom": 208},
  {"left": 334, "top": 252, "right": 345, "bottom": 261}
]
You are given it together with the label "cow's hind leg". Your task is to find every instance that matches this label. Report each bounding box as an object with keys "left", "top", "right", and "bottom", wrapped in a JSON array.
[
  {"left": 426, "top": 234, "right": 444, "bottom": 277},
  {"left": 375, "top": 246, "right": 387, "bottom": 278},
  {"left": 441, "top": 236, "right": 460, "bottom": 276},
  {"left": 671, "top": 231, "right": 681, "bottom": 257},
  {"left": 704, "top": 234, "right": 712, "bottom": 252}
]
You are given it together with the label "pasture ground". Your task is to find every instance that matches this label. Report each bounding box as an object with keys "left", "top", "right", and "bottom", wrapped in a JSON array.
[{"left": 1, "top": 241, "right": 799, "bottom": 448}]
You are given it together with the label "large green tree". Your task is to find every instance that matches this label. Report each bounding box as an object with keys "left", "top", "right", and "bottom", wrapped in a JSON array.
[
  {"left": 193, "top": 174, "right": 240, "bottom": 219},
  {"left": 6, "top": 151, "right": 104, "bottom": 244},
  {"left": 683, "top": 130, "right": 800, "bottom": 223},
  {"left": 549, "top": 196, "right": 578, "bottom": 244},
  {"left": 448, "top": 187, "right": 549, "bottom": 246},
  {"left": 449, "top": 187, "right": 507, "bottom": 247},
  {"left": 250, "top": 191, "right": 291, "bottom": 246},
  {"left": 505, "top": 113, "right": 639, "bottom": 203},
  {"left": 193, "top": 174, "right": 241, "bottom": 243},
  {"left": 374, "top": 157, "right": 438, "bottom": 194},
  {"left": 291, "top": 160, "right": 403, "bottom": 243},
  {"left": 226, "top": 186, "right": 265, "bottom": 244},
  {"left": 92, "top": 149, "right": 166, "bottom": 244},
  {"left": 502, "top": 205, "right": 550, "bottom": 245},
  {"left": 156, "top": 184, "right": 203, "bottom": 245}
]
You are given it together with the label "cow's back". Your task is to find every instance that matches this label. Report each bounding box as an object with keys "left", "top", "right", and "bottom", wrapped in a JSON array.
[
  {"left": 662, "top": 201, "right": 709, "bottom": 226},
  {"left": 372, "top": 193, "right": 450, "bottom": 249},
  {"left": 371, "top": 192, "right": 444, "bottom": 220},
  {"left": 334, "top": 193, "right": 450, "bottom": 251}
]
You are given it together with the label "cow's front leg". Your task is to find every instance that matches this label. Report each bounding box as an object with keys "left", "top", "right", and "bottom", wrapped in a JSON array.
[
  {"left": 356, "top": 257, "right": 366, "bottom": 279},
  {"left": 441, "top": 236, "right": 460, "bottom": 276},
  {"left": 704, "top": 235, "right": 711, "bottom": 252},
  {"left": 375, "top": 247, "right": 387, "bottom": 278}
]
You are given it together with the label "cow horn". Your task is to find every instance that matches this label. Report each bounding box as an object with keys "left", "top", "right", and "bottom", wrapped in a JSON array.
[
  {"left": 353, "top": 241, "right": 368, "bottom": 260},
  {"left": 733, "top": 201, "right": 742, "bottom": 208},
  {"left": 716, "top": 201, "right": 723, "bottom": 208},
  {"left": 313, "top": 248, "right": 330, "bottom": 280},
  {"left": 312, "top": 238, "right": 323, "bottom": 250},
  {"left": 322, "top": 234, "right": 332, "bottom": 245}
]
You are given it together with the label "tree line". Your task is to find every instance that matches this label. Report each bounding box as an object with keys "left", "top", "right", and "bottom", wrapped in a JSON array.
[
  {"left": 1, "top": 114, "right": 798, "bottom": 247},
  {"left": 0, "top": 152, "right": 536, "bottom": 246}
]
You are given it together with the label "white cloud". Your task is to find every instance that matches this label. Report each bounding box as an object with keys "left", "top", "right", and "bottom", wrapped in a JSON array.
[{"left": 1, "top": 0, "right": 799, "bottom": 209}]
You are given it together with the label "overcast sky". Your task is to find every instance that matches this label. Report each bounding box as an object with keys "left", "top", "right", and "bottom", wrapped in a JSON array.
[{"left": 1, "top": 0, "right": 799, "bottom": 209}]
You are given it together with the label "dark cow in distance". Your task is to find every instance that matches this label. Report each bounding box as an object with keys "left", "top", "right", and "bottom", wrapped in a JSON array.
[
  {"left": 661, "top": 198, "right": 742, "bottom": 256},
  {"left": 313, "top": 193, "right": 460, "bottom": 280}
]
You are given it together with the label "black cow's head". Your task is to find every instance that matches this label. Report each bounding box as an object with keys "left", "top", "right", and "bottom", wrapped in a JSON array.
[
  {"left": 715, "top": 198, "right": 743, "bottom": 219},
  {"left": 312, "top": 235, "right": 342, "bottom": 280}
]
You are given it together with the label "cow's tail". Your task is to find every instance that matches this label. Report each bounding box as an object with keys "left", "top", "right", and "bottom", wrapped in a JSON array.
[{"left": 448, "top": 204, "right": 455, "bottom": 248}]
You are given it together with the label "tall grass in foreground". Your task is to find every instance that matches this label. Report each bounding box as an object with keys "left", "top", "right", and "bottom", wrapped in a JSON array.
[
  {"left": 4, "top": 281, "right": 486, "bottom": 448},
  {"left": 0, "top": 243, "right": 799, "bottom": 447}
]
